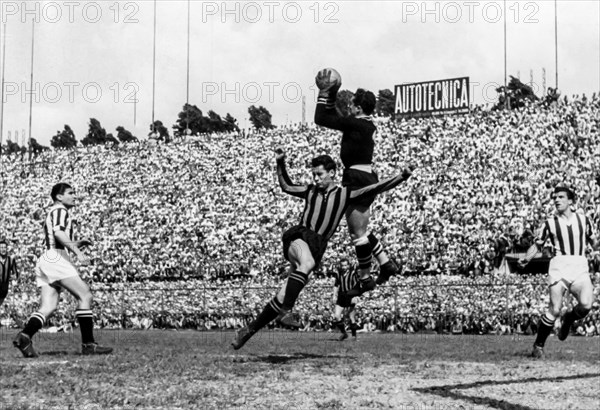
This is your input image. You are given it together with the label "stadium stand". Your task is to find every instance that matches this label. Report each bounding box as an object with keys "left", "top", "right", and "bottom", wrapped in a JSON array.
[{"left": 1, "top": 94, "right": 599, "bottom": 335}]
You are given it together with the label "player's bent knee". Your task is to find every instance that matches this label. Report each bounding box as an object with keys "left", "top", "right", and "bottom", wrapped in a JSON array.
[
  {"left": 348, "top": 225, "right": 367, "bottom": 237},
  {"left": 548, "top": 306, "right": 561, "bottom": 318},
  {"left": 295, "top": 252, "right": 316, "bottom": 273},
  {"left": 298, "top": 260, "right": 315, "bottom": 273},
  {"left": 39, "top": 306, "right": 57, "bottom": 318}
]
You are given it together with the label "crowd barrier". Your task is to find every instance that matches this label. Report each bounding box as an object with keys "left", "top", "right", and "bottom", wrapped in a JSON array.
[{"left": 80, "top": 281, "right": 549, "bottom": 329}]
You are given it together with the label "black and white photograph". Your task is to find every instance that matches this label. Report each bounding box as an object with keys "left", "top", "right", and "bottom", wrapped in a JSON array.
[{"left": 1, "top": 1, "right": 599, "bottom": 409}]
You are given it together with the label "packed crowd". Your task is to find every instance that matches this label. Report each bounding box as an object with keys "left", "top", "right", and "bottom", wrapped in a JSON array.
[
  {"left": 1, "top": 93, "right": 600, "bottom": 334},
  {"left": 3, "top": 273, "right": 600, "bottom": 336}
]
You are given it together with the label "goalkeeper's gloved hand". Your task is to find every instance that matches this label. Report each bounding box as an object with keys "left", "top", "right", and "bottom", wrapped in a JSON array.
[{"left": 315, "top": 69, "right": 340, "bottom": 101}]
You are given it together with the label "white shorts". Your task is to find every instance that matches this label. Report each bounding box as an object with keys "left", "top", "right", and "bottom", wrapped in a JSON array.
[
  {"left": 547, "top": 255, "right": 589, "bottom": 290},
  {"left": 35, "top": 249, "right": 79, "bottom": 287}
]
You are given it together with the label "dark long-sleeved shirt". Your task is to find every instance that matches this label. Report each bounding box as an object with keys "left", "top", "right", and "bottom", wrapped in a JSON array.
[{"left": 314, "top": 98, "right": 376, "bottom": 168}]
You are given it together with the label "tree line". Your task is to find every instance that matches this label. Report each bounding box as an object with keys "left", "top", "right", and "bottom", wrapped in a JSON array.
[{"left": 1, "top": 89, "right": 397, "bottom": 153}]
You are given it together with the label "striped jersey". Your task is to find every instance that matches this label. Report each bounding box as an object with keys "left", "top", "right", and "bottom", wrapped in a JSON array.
[
  {"left": 333, "top": 267, "right": 359, "bottom": 293},
  {"left": 537, "top": 213, "right": 595, "bottom": 256},
  {"left": 43, "top": 204, "right": 74, "bottom": 250},
  {"left": 277, "top": 158, "right": 407, "bottom": 241},
  {"left": 0, "top": 255, "right": 17, "bottom": 284}
]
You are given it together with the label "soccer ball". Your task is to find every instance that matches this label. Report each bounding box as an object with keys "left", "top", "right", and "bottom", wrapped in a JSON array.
[{"left": 316, "top": 67, "right": 342, "bottom": 90}]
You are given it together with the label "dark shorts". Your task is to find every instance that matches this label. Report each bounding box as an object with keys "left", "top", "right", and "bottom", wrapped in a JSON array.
[
  {"left": 336, "top": 292, "right": 357, "bottom": 308},
  {"left": 342, "top": 168, "right": 379, "bottom": 207},
  {"left": 282, "top": 225, "right": 327, "bottom": 267}
]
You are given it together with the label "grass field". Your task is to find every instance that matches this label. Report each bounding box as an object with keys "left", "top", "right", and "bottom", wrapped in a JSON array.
[{"left": 1, "top": 329, "right": 599, "bottom": 410}]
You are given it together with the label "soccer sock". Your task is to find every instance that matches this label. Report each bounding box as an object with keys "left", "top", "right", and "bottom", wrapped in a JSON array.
[
  {"left": 354, "top": 242, "right": 372, "bottom": 278},
  {"left": 570, "top": 305, "right": 590, "bottom": 321},
  {"left": 22, "top": 312, "right": 46, "bottom": 338},
  {"left": 282, "top": 270, "right": 309, "bottom": 311},
  {"left": 534, "top": 312, "right": 556, "bottom": 348},
  {"left": 249, "top": 297, "right": 283, "bottom": 332},
  {"left": 76, "top": 309, "right": 95, "bottom": 345},
  {"left": 367, "top": 233, "right": 389, "bottom": 265},
  {"left": 563, "top": 305, "right": 591, "bottom": 328},
  {"left": 350, "top": 323, "right": 358, "bottom": 337},
  {"left": 333, "top": 320, "right": 346, "bottom": 335}
]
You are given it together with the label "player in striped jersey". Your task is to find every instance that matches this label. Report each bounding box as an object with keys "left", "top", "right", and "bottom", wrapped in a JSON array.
[
  {"left": 518, "top": 185, "right": 599, "bottom": 358},
  {"left": 13, "top": 183, "right": 112, "bottom": 358},
  {"left": 0, "top": 238, "right": 19, "bottom": 307},
  {"left": 315, "top": 70, "right": 401, "bottom": 294},
  {"left": 331, "top": 258, "right": 360, "bottom": 341},
  {"left": 232, "top": 149, "right": 412, "bottom": 349}
]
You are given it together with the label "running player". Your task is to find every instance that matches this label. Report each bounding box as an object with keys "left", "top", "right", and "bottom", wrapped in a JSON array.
[
  {"left": 13, "top": 183, "right": 112, "bottom": 357},
  {"left": 232, "top": 148, "right": 412, "bottom": 349},
  {"left": 331, "top": 258, "right": 359, "bottom": 341},
  {"left": 0, "top": 238, "right": 19, "bottom": 307},
  {"left": 518, "top": 185, "right": 598, "bottom": 358},
  {"left": 314, "top": 69, "right": 400, "bottom": 295}
]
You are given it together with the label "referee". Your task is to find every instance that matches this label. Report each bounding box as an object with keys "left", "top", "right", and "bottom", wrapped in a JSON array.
[
  {"left": 518, "top": 185, "right": 599, "bottom": 358},
  {"left": 232, "top": 148, "right": 412, "bottom": 349}
]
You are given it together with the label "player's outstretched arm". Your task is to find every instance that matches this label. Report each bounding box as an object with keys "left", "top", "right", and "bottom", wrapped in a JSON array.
[
  {"left": 275, "top": 148, "right": 309, "bottom": 198},
  {"left": 349, "top": 165, "right": 414, "bottom": 203},
  {"left": 314, "top": 99, "right": 347, "bottom": 131}
]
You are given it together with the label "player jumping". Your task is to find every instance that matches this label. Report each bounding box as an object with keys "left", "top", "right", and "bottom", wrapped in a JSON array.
[
  {"left": 13, "top": 183, "right": 112, "bottom": 357},
  {"left": 314, "top": 69, "right": 401, "bottom": 296},
  {"left": 232, "top": 148, "right": 412, "bottom": 349},
  {"left": 518, "top": 185, "right": 599, "bottom": 358}
]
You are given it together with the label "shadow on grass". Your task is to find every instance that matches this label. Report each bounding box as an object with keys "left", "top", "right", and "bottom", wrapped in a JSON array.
[
  {"left": 256, "top": 352, "right": 355, "bottom": 364},
  {"left": 41, "top": 350, "right": 71, "bottom": 356},
  {"left": 324, "top": 337, "right": 354, "bottom": 342},
  {"left": 413, "top": 372, "right": 600, "bottom": 410}
]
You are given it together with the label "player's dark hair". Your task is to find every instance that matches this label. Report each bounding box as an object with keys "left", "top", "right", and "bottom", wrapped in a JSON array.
[
  {"left": 311, "top": 155, "right": 337, "bottom": 173},
  {"left": 353, "top": 88, "right": 376, "bottom": 115},
  {"left": 51, "top": 182, "right": 73, "bottom": 202},
  {"left": 553, "top": 185, "right": 575, "bottom": 201}
]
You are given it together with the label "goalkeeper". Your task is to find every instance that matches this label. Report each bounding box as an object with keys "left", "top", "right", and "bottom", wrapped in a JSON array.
[{"left": 314, "top": 69, "right": 401, "bottom": 296}]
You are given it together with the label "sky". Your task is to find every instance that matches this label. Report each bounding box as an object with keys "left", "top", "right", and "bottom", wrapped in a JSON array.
[{"left": 0, "top": 0, "right": 599, "bottom": 146}]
